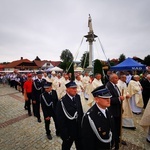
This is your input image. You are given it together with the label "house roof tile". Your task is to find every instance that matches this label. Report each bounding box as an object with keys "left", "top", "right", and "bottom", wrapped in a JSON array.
[{"left": 5, "top": 59, "right": 31, "bottom": 68}]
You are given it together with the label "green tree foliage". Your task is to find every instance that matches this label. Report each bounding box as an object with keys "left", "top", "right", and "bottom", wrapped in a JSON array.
[
  {"left": 108, "top": 59, "right": 117, "bottom": 66},
  {"left": 60, "top": 49, "right": 73, "bottom": 62},
  {"left": 80, "top": 51, "right": 89, "bottom": 68},
  {"left": 2, "top": 62, "right": 10, "bottom": 64},
  {"left": 59, "top": 49, "right": 73, "bottom": 71},
  {"left": 58, "top": 62, "right": 69, "bottom": 71},
  {"left": 94, "top": 59, "right": 104, "bottom": 82},
  {"left": 143, "top": 55, "right": 150, "bottom": 66},
  {"left": 119, "top": 54, "right": 126, "bottom": 63}
]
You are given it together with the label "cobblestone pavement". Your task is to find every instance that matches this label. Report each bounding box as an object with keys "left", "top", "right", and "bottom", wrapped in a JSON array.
[{"left": 0, "top": 84, "right": 149, "bottom": 150}]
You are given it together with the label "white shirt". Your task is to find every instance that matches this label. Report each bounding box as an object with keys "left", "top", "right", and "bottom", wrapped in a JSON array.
[
  {"left": 66, "top": 93, "right": 74, "bottom": 101},
  {"left": 96, "top": 104, "right": 107, "bottom": 118}
]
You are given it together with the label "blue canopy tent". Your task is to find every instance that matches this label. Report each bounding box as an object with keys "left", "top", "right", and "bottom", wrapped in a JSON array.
[{"left": 110, "top": 57, "right": 146, "bottom": 71}]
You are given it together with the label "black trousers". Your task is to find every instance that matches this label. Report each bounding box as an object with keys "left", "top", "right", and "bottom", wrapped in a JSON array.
[
  {"left": 32, "top": 103, "right": 36, "bottom": 116},
  {"left": 26, "top": 93, "right": 32, "bottom": 114},
  {"left": 10, "top": 80, "right": 15, "bottom": 87},
  {"left": 62, "top": 137, "right": 82, "bottom": 150},
  {"left": 24, "top": 101, "right": 28, "bottom": 109},
  {"left": 44, "top": 114, "right": 59, "bottom": 135},
  {"left": 45, "top": 119, "right": 51, "bottom": 135},
  {"left": 142, "top": 93, "right": 150, "bottom": 109},
  {"left": 113, "top": 116, "right": 121, "bottom": 149},
  {"left": 14, "top": 81, "right": 18, "bottom": 90},
  {"left": 34, "top": 100, "right": 41, "bottom": 119},
  {"left": 21, "top": 82, "right": 25, "bottom": 94}
]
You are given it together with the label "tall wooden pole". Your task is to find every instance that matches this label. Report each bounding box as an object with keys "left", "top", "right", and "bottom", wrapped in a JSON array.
[{"left": 119, "top": 88, "right": 124, "bottom": 148}]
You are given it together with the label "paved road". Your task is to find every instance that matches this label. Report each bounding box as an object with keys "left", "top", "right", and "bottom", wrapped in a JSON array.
[{"left": 0, "top": 84, "right": 149, "bottom": 150}]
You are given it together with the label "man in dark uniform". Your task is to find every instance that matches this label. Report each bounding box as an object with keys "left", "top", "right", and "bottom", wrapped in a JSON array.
[
  {"left": 32, "top": 71, "right": 46, "bottom": 123},
  {"left": 105, "top": 73, "right": 125, "bottom": 149},
  {"left": 56, "top": 81, "right": 83, "bottom": 150},
  {"left": 82, "top": 85, "right": 115, "bottom": 150},
  {"left": 40, "top": 82, "right": 60, "bottom": 140}
]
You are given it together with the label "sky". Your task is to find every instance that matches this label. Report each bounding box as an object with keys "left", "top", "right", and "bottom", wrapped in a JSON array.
[{"left": 0, "top": 0, "right": 150, "bottom": 63}]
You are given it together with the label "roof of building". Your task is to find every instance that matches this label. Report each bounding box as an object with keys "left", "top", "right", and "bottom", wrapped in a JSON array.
[
  {"left": 4, "top": 59, "right": 31, "bottom": 68},
  {"left": 34, "top": 60, "right": 61, "bottom": 68},
  {"left": 4, "top": 58, "right": 61, "bottom": 69}
]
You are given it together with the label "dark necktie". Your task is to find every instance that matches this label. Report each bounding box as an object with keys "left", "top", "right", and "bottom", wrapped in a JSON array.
[
  {"left": 105, "top": 109, "right": 108, "bottom": 118},
  {"left": 48, "top": 92, "right": 52, "bottom": 95},
  {"left": 114, "top": 85, "right": 120, "bottom": 96},
  {"left": 72, "top": 97, "right": 76, "bottom": 105}
]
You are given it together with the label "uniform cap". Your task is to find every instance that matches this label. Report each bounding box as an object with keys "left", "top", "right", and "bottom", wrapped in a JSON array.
[
  {"left": 36, "top": 71, "right": 43, "bottom": 75},
  {"left": 91, "top": 85, "right": 112, "bottom": 98},
  {"left": 44, "top": 82, "right": 52, "bottom": 88},
  {"left": 65, "top": 81, "right": 77, "bottom": 88}
]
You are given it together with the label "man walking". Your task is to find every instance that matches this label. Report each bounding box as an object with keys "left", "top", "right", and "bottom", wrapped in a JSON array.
[
  {"left": 106, "top": 73, "right": 125, "bottom": 149},
  {"left": 82, "top": 85, "right": 115, "bottom": 150},
  {"left": 32, "top": 71, "right": 46, "bottom": 122},
  {"left": 40, "top": 82, "right": 59, "bottom": 140},
  {"left": 56, "top": 81, "right": 83, "bottom": 150}
]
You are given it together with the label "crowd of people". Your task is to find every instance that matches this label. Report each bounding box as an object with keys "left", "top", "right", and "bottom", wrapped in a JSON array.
[{"left": 0, "top": 70, "right": 150, "bottom": 150}]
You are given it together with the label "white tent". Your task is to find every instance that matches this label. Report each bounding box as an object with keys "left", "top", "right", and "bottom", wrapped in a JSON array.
[
  {"left": 74, "top": 67, "right": 83, "bottom": 72},
  {"left": 46, "top": 66, "right": 54, "bottom": 72},
  {"left": 49, "top": 66, "right": 63, "bottom": 72}
]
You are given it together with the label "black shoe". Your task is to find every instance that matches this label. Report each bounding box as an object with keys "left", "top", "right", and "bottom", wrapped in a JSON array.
[
  {"left": 132, "top": 112, "right": 141, "bottom": 115},
  {"left": 121, "top": 140, "right": 127, "bottom": 145},
  {"left": 37, "top": 119, "right": 42, "bottom": 123},
  {"left": 146, "top": 138, "right": 150, "bottom": 143},
  {"left": 122, "top": 126, "right": 136, "bottom": 130},
  {"left": 47, "top": 134, "right": 52, "bottom": 140}
]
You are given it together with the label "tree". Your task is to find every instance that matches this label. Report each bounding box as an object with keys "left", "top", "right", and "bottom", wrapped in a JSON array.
[
  {"left": 60, "top": 49, "right": 73, "bottom": 71},
  {"left": 58, "top": 62, "right": 69, "bottom": 71},
  {"left": 2, "top": 62, "right": 10, "bottom": 64},
  {"left": 143, "top": 55, "right": 150, "bottom": 66},
  {"left": 118, "top": 54, "right": 126, "bottom": 63},
  {"left": 80, "top": 51, "right": 89, "bottom": 68},
  {"left": 109, "top": 58, "right": 118, "bottom": 66},
  {"left": 60, "top": 49, "right": 73, "bottom": 62},
  {"left": 93, "top": 59, "right": 104, "bottom": 82}
]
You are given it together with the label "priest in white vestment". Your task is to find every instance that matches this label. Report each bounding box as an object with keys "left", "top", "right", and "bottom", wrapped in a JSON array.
[
  {"left": 75, "top": 75, "right": 90, "bottom": 113},
  {"left": 51, "top": 71, "right": 58, "bottom": 82},
  {"left": 140, "top": 99, "right": 150, "bottom": 143},
  {"left": 52, "top": 73, "right": 63, "bottom": 99},
  {"left": 87, "top": 73, "right": 103, "bottom": 107},
  {"left": 59, "top": 74, "right": 70, "bottom": 99},
  {"left": 117, "top": 75, "right": 136, "bottom": 129},
  {"left": 128, "top": 75, "right": 143, "bottom": 114},
  {"left": 82, "top": 72, "right": 90, "bottom": 100}
]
